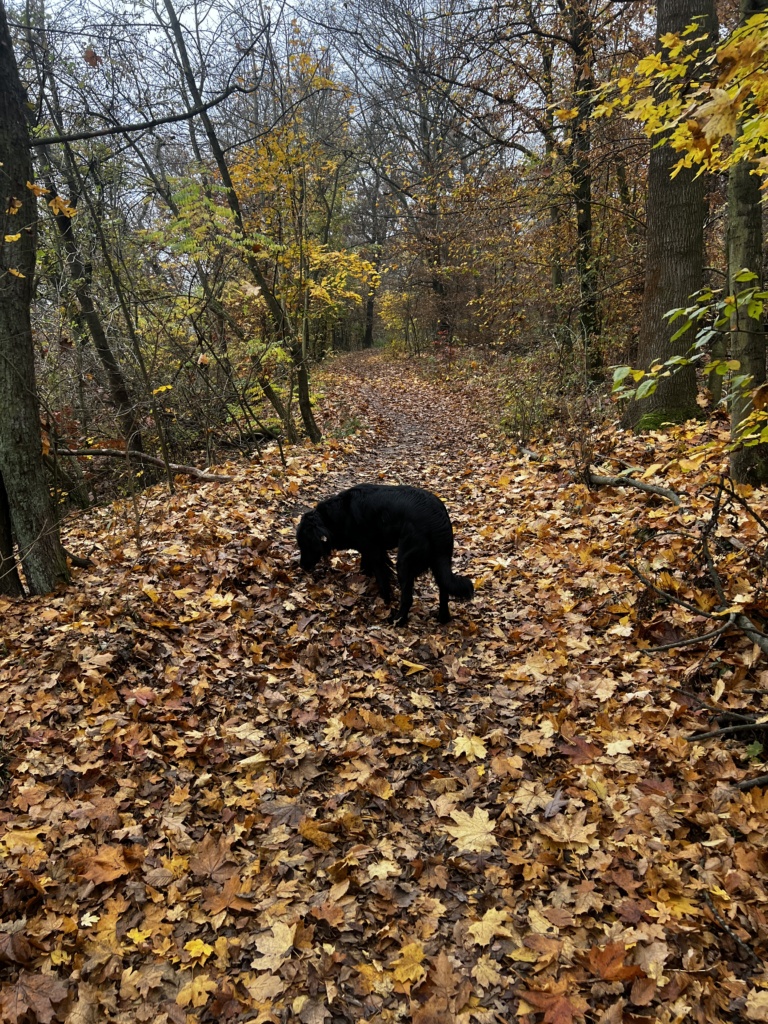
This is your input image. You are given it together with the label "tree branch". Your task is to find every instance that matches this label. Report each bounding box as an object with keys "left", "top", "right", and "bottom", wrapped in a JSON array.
[
  {"left": 586, "top": 468, "right": 683, "bottom": 505},
  {"left": 58, "top": 449, "right": 232, "bottom": 482},
  {"left": 30, "top": 81, "right": 249, "bottom": 147}
]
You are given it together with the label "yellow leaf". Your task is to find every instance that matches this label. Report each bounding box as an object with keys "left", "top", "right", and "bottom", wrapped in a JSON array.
[
  {"left": 401, "top": 659, "right": 426, "bottom": 676},
  {"left": 444, "top": 807, "right": 497, "bottom": 853},
  {"left": 391, "top": 941, "right": 425, "bottom": 983},
  {"left": 4, "top": 233, "right": 20, "bottom": 242},
  {"left": 177, "top": 974, "right": 217, "bottom": 1008},
  {"left": 453, "top": 734, "right": 488, "bottom": 761},
  {"left": 126, "top": 928, "right": 152, "bottom": 944},
  {"left": 26, "top": 180, "right": 49, "bottom": 196},
  {"left": 8, "top": 268, "right": 25, "bottom": 278},
  {"left": 48, "top": 195, "right": 76, "bottom": 217},
  {"left": 468, "top": 908, "right": 513, "bottom": 946},
  {"left": 184, "top": 938, "right": 214, "bottom": 962}
]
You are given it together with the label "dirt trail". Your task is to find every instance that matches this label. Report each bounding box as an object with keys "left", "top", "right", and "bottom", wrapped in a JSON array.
[{"left": 4, "top": 353, "right": 747, "bottom": 1024}]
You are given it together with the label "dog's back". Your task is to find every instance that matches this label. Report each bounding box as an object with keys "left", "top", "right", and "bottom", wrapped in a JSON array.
[{"left": 298, "top": 483, "right": 472, "bottom": 624}]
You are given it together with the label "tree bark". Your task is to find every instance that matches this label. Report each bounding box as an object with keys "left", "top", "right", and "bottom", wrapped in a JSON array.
[
  {"left": 0, "top": 473, "right": 24, "bottom": 597},
  {"left": 569, "top": 0, "right": 600, "bottom": 370},
  {"left": 728, "top": 0, "right": 768, "bottom": 485},
  {"left": 0, "top": 2, "right": 69, "bottom": 595},
  {"left": 624, "top": 0, "right": 716, "bottom": 430}
]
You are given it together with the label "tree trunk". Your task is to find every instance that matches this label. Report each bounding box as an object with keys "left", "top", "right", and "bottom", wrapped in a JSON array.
[
  {"left": 0, "top": 473, "right": 24, "bottom": 597},
  {"left": 569, "top": 0, "right": 600, "bottom": 371},
  {"left": 728, "top": 0, "right": 768, "bottom": 485},
  {"left": 0, "top": 2, "right": 69, "bottom": 595},
  {"left": 37, "top": 148, "right": 143, "bottom": 452},
  {"left": 624, "top": 0, "right": 716, "bottom": 430}
]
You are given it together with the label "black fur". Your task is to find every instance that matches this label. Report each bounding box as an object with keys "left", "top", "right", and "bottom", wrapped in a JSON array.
[{"left": 296, "top": 484, "right": 473, "bottom": 624}]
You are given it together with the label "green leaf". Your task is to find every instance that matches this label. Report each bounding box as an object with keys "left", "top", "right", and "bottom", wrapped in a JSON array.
[
  {"left": 612, "top": 365, "right": 632, "bottom": 384},
  {"left": 734, "top": 268, "right": 758, "bottom": 283},
  {"left": 670, "top": 320, "right": 694, "bottom": 341},
  {"left": 635, "top": 378, "right": 658, "bottom": 400}
]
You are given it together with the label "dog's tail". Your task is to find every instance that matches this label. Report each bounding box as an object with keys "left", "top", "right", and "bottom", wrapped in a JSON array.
[{"left": 433, "top": 559, "right": 474, "bottom": 601}]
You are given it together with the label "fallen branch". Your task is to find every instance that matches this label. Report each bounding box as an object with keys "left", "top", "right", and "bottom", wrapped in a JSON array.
[
  {"left": 644, "top": 616, "right": 736, "bottom": 652},
  {"left": 735, "top": 774, "right": 768, "bottom": 792},
  {"left": 625, "top": 559, "right": 768, "bottom": 654},
  {"left": 687, "top": 721, "right": 766, "bottom": 742},
  {"left": 586, "top": 468, "right": 682, "bottom": 506},
  {"left": 58, "top": 449, "right": 232, "bottom": 483},
  {"left": 701, "top": 890, "right": 762, "bottom": 970}
]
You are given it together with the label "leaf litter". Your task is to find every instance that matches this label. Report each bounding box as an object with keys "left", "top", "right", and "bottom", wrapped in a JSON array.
[{"left": 1, "top": 352, "right": 768, "bottom": 1023}]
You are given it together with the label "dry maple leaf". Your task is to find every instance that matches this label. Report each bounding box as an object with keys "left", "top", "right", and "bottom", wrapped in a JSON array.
[
  {"left": 0, "top": 970, "right": 68, "bottom": 1024},
  {"left": 468, "top": 907, "right": 513, "bottom": 946},
  {"left": 452, "top": 734, "right": 487, "bottom": 761},
  {"left": 0, "top": 931, "right": 33, "bottom": 966},
  {"left": 746, "top": 988, "right": 768, "bottom": 1022},
  {"left": 254, "top": 922, "right": 296, "bottom": 958},
  {"left": 444, "top": 807, "right": 497, "bottom": 853},
  {"left": 391, "top": 941, "right": 426, "bottom": 984},
  {"left": 189, "top": 834, "right": 236, "bottom": 880},
  {"left": 202, "top": 873, "right": 255, "bottom": 915},
  {"left": 520, "top": 985, "right": 589, "bottom": 1024},
  {"left": 70, "top": 843, "right": 143, "bottom": 884},
  {"left": 585, "top": 942, "right": 643, "bottom": 982}
]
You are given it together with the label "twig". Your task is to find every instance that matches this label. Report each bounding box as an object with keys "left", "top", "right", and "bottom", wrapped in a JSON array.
[
  {"left": 63, "top": 547, "right": 95, "bottom": 568},
  {"left": 585, "top": 469, "right": 682, "bottom": 505},
  {"left": 734, "top": 774, "right": 768, "bottom": 792},
  {"left": 702, "top": 890, "right": 762, "bottom": 969},
  {"left": 688, "top": 721, "right": 765, "bottom": 741},
  {"left": 58, "top": 449, "right": 232, "bottom": 482},
  {"left": 734, "top": 614, "right": 768, "bottom": 655},
  {"left": 644, "top": 616, "right": 736, "bottom": 652}
]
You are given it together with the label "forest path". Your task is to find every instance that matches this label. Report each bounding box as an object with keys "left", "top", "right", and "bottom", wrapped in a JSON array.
[
  {"left": 0, "top": 351, "right": 749, "bottom": 1024},
  {"left": 293, "top": 351, "right": 508, "bottom": 640}
]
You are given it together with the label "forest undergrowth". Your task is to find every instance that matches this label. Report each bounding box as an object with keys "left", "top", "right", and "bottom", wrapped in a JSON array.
[{"left": 2, "top": 351, "right": 768, "bottom": 1024}]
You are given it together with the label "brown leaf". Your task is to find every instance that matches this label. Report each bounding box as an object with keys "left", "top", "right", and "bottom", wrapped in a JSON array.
[
  {"left": 586, "top": 942, "right": 643, "bottom": 982},
  {"left": 0, "top": 931, "right": 33, "bottom": 965},
  {"left": 71, "top": 843, "right": 143, "bottom": 884},
  {"left": 0, "top": 971, "right": 68, "bottom": 1023},
  {"left": 189, "top": 834, "right": 236, "bottom": 881}
]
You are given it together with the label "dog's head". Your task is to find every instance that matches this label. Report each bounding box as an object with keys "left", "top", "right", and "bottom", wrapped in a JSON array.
[{"left": 296, "top": 509, "right": 333, "bottom": 570}]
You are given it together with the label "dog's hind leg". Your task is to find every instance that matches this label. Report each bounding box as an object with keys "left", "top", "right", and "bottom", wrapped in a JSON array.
[{"left": 437, "top": 587, "right": 450, "bottom": 623}]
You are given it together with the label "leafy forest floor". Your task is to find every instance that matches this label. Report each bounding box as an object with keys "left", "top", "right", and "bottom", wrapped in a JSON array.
[{"left": 2, "top": 351, "right": 768, "bottom": 1024}]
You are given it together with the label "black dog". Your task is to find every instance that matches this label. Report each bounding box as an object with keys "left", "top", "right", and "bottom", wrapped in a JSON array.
[{"left": 297, "top": 484, "right": 473, "bottom": 624}]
